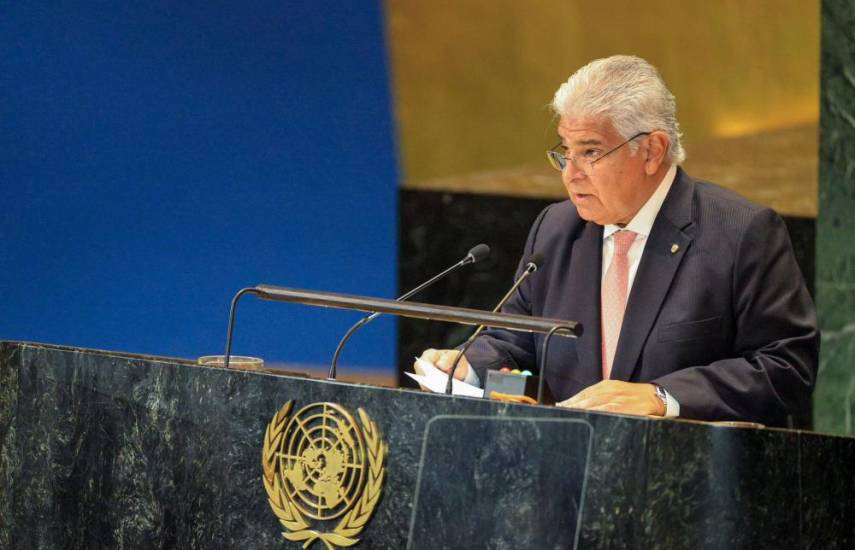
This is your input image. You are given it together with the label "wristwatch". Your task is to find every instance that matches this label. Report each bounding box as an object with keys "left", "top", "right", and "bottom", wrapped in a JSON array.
[{"left": 653, "top": 384, "right": 668, "bottom": 415}]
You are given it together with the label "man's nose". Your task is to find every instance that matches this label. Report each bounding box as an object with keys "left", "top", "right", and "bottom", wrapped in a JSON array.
[{"left": 561, "top": 158, "right": 586, "bottom": 183}]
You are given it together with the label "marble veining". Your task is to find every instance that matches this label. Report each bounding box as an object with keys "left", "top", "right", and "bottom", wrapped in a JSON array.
[{"left": 815, "top": 0, "right": 855, "bottom": 436}]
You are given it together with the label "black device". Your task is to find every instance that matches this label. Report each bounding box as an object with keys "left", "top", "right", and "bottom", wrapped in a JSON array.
[{"left": 483, "top": 370, "right": 540, "bottom": 400}]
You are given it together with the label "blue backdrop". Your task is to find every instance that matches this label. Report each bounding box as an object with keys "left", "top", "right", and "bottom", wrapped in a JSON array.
[{"left": 0, "top": 2, "right": 399, "bottom": 370}]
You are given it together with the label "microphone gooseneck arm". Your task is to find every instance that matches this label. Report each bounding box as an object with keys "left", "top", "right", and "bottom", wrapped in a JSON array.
[
  {"left": 223, "top": 287, "right": 261, "bottom": 369},
  {"left": 327, "top": 244, "right": 490, "bottom": 380},
  {"left": 444, "top": 256, "right": 541, "bottom": 394},
  {"left": 537, "top": 324, "right": 575, "bottom": 404}
]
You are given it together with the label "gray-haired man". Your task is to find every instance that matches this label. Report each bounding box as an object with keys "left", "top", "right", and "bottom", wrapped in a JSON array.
[{"left": 418, "top": 55, "right": 818, "bottom": 425}]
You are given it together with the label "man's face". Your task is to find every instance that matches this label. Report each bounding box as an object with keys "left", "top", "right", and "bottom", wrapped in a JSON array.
[{"left": 557, "top": 115, "right": 656, "bottom": 226}]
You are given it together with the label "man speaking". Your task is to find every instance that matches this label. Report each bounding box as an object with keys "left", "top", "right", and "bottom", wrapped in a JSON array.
[{"left": 418, "top": 55, "right": 818, "bottom": 426}]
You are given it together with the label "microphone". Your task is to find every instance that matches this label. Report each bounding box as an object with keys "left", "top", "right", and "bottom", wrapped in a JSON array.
[
  {"left": 444, "top": 252, "right": 544, "bottom": 394},
  {"left": 327, "top": 243, "right": 491, "bottom": 380}
]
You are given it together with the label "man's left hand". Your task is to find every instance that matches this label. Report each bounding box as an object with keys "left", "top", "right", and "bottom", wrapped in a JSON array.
[{"left": 557, "top": 381, "right": 665, "bottom": 416}]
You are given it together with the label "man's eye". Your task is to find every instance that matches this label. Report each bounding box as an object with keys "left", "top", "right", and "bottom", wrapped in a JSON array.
[{"left": 583, "top": 149, "right": 600, "bottom": 159}]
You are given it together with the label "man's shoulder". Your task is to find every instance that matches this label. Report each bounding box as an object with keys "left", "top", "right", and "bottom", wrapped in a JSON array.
[
  {"left": 523, "top": 200, "right": 591, "bottom": 250},
  {"left": 678, "top": 170, "right": 776, "bottom": 229},
  {"left": 688, "top": 175, "right": 765, "bottom": 213},
  {"left": 534, "top": 199, "right": 587, "bottom": 231},
  {"left": 540, "top": 199, "right": 582, "bottom": 221},
  {"left": 670, "top": 171, "right": 791, "bottom": 260}
]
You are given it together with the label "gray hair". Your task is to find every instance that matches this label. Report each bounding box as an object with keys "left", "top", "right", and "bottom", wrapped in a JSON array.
[{"left": 551, "top": 55, "right": 686, "bottom": 164}]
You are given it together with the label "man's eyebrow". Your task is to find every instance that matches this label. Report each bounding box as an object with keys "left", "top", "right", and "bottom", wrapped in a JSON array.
[
  {"left": 556, "top": 135, "right": 604, "bottom": 147},
  {"left": 573, "top": 138, "right": 603, "bottom": 146}
]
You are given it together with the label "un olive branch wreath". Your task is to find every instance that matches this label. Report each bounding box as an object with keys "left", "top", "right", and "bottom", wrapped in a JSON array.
[{"left": 262, "top": 402, "right": 387, "bottom": 550}]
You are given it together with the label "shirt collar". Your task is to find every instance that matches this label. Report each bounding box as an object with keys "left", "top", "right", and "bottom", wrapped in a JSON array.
[{"left": 603, "top": 164, "right": 677, "bottom": 240}]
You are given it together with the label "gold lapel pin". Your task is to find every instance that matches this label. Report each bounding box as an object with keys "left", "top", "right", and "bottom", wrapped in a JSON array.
[{"left": 670, "top": 244, "right": 680, "bottom": 254}]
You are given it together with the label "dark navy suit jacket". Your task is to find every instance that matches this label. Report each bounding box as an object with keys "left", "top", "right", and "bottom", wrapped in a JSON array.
[{"left": 466, "top": 168, "right": 818, "bottom": 425}]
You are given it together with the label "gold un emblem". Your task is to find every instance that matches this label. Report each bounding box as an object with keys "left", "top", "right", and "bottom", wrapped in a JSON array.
[{"left": 262, "top": 401, "right": 388, "bottom": 549}]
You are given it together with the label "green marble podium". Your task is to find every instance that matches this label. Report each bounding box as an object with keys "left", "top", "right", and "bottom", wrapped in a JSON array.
[{"left": 1, "top": 341, "right": 853, "bottom": 549}]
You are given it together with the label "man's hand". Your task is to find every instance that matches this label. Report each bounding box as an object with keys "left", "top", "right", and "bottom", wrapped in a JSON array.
[
  {"left": 557, "top": 381, "right": 665, "bottom": 416},
  {"left": 415, "top": 349, "right": 471, "bottom": 381}
]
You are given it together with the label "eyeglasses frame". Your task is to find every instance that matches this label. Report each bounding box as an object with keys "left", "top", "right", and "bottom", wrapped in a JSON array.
[{"left": 546, "top": 131, "right": 651, "bottom": 174}]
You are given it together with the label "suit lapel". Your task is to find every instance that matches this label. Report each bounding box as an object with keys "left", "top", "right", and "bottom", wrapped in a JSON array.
[
  {"left": 609, "top": 169, "right": 696, "bottom": 382},
  {"left": 564, "top": 222, "right": 604, "bottom": 383}
]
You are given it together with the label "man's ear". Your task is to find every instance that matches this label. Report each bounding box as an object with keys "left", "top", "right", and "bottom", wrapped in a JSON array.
[{"left": 644, "top": 132, "right": 670, "bottom": 175}]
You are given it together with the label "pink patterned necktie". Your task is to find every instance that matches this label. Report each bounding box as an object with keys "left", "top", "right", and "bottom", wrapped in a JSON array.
[{"left": 601, "top": 230, "right": 637, "bottom": 379}]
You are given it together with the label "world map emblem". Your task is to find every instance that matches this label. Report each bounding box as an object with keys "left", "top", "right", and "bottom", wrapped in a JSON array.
[{"left": 262, "top": 401, "right": 388, "bottom": 549}]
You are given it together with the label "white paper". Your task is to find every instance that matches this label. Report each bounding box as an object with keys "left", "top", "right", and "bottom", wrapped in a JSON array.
[{"left": 406, "top": 357, "right": 484, "bottom": 398}]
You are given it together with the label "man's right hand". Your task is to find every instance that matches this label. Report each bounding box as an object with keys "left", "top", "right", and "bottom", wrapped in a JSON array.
[{"left": 415, "top": 348, "right": 471, "bottom": 381}]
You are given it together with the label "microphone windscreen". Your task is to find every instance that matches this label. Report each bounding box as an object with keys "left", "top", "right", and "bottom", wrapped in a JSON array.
[
  {"left": 527, "top": 252, "right": 545, "bottom": 270},
  {"left": 467, "top": 243, "right": 491, "bottom": 263}
]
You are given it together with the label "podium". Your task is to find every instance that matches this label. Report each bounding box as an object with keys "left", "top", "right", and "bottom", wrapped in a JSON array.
[{"left": 1, "top": 341, "right": 853, "bottom": 548}]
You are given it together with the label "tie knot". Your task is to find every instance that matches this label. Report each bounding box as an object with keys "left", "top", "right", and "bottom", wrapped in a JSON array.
[{"left": 613, "top": 230, "right": 637, "bottom": 256}]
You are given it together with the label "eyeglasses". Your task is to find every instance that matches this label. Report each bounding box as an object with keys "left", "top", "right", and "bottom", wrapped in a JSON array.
[{"left": 546, "top": 132, "right": 650, "bottom": 175}]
